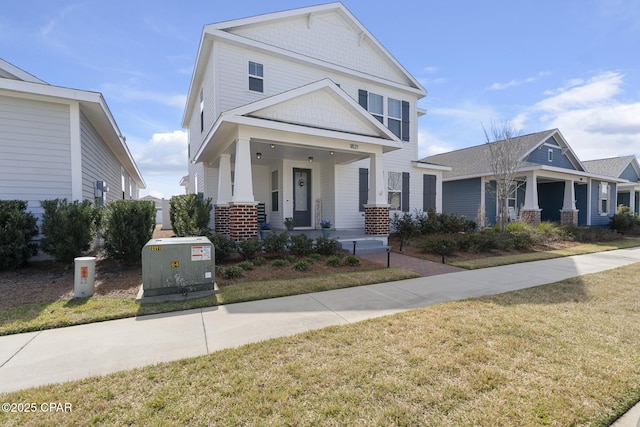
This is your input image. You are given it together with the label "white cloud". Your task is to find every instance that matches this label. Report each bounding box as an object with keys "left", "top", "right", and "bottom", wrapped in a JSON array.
[
  {"left": 418, "top": 130, "right": 456, "bottom": 159},
  {"left": 134, "top": 130, "right": 188, "bottom": 176},
  {"left": 488, "top": 71, "right": 551, "bottom": 90},
  {"left": 103, "top": 83, "right": 186, "bottom": 109},
  {"left": 522, "top": 71, "right": 640, "bottom": 160}
]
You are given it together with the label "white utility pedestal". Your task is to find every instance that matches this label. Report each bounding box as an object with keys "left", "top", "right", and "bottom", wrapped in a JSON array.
[{"left": 74, "top": 256, "right": 96, "bottom": 298}]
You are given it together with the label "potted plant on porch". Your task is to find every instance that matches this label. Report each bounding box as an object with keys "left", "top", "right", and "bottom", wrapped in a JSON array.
[
  {"left": 258, "top": 221, "right": 271, "bottom": 240},
  {"left": 284, "top": 217, "right": 295, "bottom": 231},
  {"left": 320, "top": 219, "right": 331, "bottom": 237}
]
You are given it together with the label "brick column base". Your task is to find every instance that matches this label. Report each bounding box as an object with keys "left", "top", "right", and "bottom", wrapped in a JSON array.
[
  {"left": 229, "top": 202, "right": 258, "bottom": 240},
  {"left": 560, "top": 210, "right": 578, "bottom": 226},
  {"left": 364, "top": 205, "right": 390, "bottom": 235},
  {"left": 214, "top": 205, "right": 230, "bottom": 236},
  {"left": 521, "top": 209, "right": 542, "bottom": 226}
]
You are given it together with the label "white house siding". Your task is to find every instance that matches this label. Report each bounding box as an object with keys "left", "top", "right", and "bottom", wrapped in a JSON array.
[
  {"left": 0, "top": 94, "right": 71, "bottom": 220},
  {"left": 230, "top": 11, "right": 411, "bottom": 86},
  {"left": 80, "top": 112, "right": 126, "bottom": 202},
  {"left": 335, "top": 161, "right": 365, "bottom": 229}
]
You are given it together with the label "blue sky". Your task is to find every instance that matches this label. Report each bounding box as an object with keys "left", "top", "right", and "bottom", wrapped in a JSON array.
[{"left": 2, "top": 1, "right": 639, "bottom": 198}]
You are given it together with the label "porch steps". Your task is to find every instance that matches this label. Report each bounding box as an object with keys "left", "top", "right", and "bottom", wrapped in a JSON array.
[{"left": 338, "top": 238, "right": 391, "bottom": 255}]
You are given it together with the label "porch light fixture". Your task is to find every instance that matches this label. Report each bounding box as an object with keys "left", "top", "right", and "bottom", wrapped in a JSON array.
[
  {"left": 329, "top": 151, "right": 335, "bottom": 156},
  {"left": 270, "top": 144, "right": 275, "bottom": 149},
  {"left": 308, "top": 156, "right": 313, "bottom": 163},
  {"left": 256, "top": 152, "right": 262, "bottom": 159}
]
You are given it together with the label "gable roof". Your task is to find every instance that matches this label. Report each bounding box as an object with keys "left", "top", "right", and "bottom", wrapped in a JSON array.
[
  {"left": 0, "top": 58, "right": 46, "bottom": 83},
  {"left": 421, "top": 129, "right": 577, "bottom": 179},
  {"left": 582, "top": 155, "right": 639, "bottom": 180},
  {"left": 183, "top": 2, "right": 425, "bottom": 126}
]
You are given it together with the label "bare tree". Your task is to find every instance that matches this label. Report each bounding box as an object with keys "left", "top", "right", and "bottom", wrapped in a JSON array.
[{"left": 483, "top": 120, "right": 523, "bottom": 233}]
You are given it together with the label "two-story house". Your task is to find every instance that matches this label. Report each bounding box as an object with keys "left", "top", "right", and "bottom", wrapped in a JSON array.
[{"left": 182, "top": 2, "right": 448, "bottom": 241}]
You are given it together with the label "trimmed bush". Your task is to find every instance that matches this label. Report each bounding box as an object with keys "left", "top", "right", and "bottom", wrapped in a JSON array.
[
  {"left": 102, "top": 200, "right": 155, "bottom": 262},
  {"left": 421, "top": 234, "right": 458, "bottom": 256},
  {"left": 314, "top": 236, "right": 339, "bottom": 255},
  {"left": 293, "top": 260, "right": 311, "bottom": 271},
  {"left": 271, "top": 259, "right": 289, "bottom": 267},
  {"left": 221, "top": 266, "right": 244, "bottom": 279},
  {"left": 237, "top": 261, "right": 253, "bottom": 271},
  {"left": 40, "top": 199, "right": 99, "bottom": 264},
  {"left": 0, "top": 200, "right": 38, "bottom": 270},
  {"left": 238, "top": 237, "right": 262, "bottom": 260},
  {"left": 344, "top": 255, "right": 360, "bottom": 266},
  {"left": 511, "top": 231, "right": 535, "bottom": 249},
  {"left": 169, "top": 194, "right": 212, "bottom": 237},
  {"left": 289, "top": 234, "right": 314, "bottom": 256},
  {"left": 390, "top": 212, "right": 419, "bottom": 249},
  {"left": 263, "top": 231, "right": 290, "bottom": 255},
  {"left": 253, "top": 256, "right": 267, "bottom": 266},
  {"left": 207, "top": 233, "right": 237, "bottom": 263},
  {"left": 610, "top": 205, "right": 640, "bottom": 233},
  {"left": 326, "top": 255, "right": 342, "bottom": 267}
]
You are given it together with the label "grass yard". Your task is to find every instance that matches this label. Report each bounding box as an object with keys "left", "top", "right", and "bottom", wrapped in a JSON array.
[{"left": 1, "top": 263, "right": 639, "bottom": 426}]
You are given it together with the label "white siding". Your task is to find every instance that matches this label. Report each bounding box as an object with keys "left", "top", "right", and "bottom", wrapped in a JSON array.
[
  {"left": 80, "top": 112, "right": 125, "bottom": 202},
  {"left": 0, "top": 94, "right": 71, "bottom": 220},
  {"left": 335, "top": 160, "right": 367, "bottom": 229}
]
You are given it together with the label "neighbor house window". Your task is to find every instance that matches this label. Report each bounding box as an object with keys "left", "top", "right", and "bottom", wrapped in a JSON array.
[
  {"left": 548, "top": 148, "right": 553, "bottom": 163},
  {"left": 388, "top": 98, "right": 401, "bottom": 138},
  {"left": 271, "top": 170, "right": 279, "bottom": 212},
  {"left": 248, "top": 61, "right": 264, "bottom": 92},
  {"left": 599, "top": 182, "right": 609, "bottom": 215},
  {"left": 388, "top": 171, "right": 402, "bottom": 210}
]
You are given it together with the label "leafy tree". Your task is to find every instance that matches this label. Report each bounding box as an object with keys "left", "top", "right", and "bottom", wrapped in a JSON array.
[
  {"left": 169, "top": 194, "right": 212, "bottom": 236},
  {"left": 103, "top": 200, "right": 155, "bottom": 262},
  {"left": 0, "top": 200, "right": 38, "bottom": 269}
]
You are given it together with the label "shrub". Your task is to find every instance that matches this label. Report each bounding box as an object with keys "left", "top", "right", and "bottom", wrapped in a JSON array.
[
  {"left": 102, "top": 200, "right": 155, "bottom": 262},
  {"left": 253, "top": 256, "right": 267, "bottom": 266},
  {"left": 0, "top": 200, "right": 38, "bottom": 270},
  {"left": 207, "top": 233, "right": 237, "bottom": 263},
  {"left": 289, "top": 234, "right": 314, "bottom": 256},
  {"left": 390, "top": 212, "right": 419, "bottom": 249},
  {"left": 506, "top": 221, "right": 528, "bottom": 233},
  {"left": 416, "top": 209, "right": 476, "bottom": 235},
  {"left": 237, "top": 261, "right": 253, "bottom": 271},
  {"left": 421, "top": 234, "right": 458, "bottom": 256},
  {"left": 263, "top": 231, "right": 289, "bottom": 255},
  {"left": 169, "top": 194, "right": 212, "bottom": 237},
  {"left": 271, "top": 259, "right": 289, "bottom": 267},
  {"left": 610, "top": 205, "right": 640, "bottom": 233},
  {"left": 40, "top": 199, "right": 99, "bottom": 264},
  {"left": 326, "top": 255, "right": 342, "bottom": 267},
  {"left": 510, "top": 231, "right": 535, "bottom": 249},
  {"left": 344, "top": 255, "right": 360, "bottom": 266},
  {"left": 314, "top": 236, "right": 339, "bottom": 255},
  {"left": 238, "top": 237, "right": 261, "bottom": 260},
  {"left": 285, "top": 255, "right": 298, "bottom": 264},
  {"left": 308, "top": 253, "right": 321, "bottom": 262},
  {"left": 221, "top": 266, "right": 244, "bottom": 279},
  {"left": 293, "top": 260, "right": 311, "bottom": 271},
  {"left": 563, "top": 225, "right": 619, "bottom": 243},
  {"left": 465, "top": 230, "right": 499, "bottom": 253}
]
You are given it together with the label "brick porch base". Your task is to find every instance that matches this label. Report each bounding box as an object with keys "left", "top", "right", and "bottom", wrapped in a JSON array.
[
  {"left": 214, "top": 204, "right": 230, "bottom": 236},
  {"left": 364, "top": 205, "right": 390, "bottom": 235},
  {"left": 229, "top": 202, "right": 258, "bottom": 240},
  {"left": 560, "top": 209, "right": 579, "bottom": 226},
  {"left": 521, "top": 209, "right": 542, "bottom": 226}
]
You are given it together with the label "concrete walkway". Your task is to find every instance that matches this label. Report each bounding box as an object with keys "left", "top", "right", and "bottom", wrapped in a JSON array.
[{"left": 2, "top": 248, "right": 640, "bottom": 424}]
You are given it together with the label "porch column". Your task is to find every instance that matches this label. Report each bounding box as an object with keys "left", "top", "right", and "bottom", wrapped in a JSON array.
[
  {"left": 521, "top": 172, "right": 541, "bottom": 226},
  {"left": 364, "top": 152, "right": 390, "bottom": 235},
  {"left": 214, "top": 154, "right": 232, "bottom": 236},
  {"left": 229, "top": 138, "right": 258, "bottom": 240},
  {"left": 560, "top": 180, "right": 578, "bottom": 225},
  {"left": 630, "top": 190, "right": 636, "bottom": 215}
]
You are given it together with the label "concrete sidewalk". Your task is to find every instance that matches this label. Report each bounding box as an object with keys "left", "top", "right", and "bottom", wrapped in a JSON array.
[{"left": 1, "top": 248, "right": 640, "bottom": 414}]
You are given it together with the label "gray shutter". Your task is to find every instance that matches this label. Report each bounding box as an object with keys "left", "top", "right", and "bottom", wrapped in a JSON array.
[
  {"left": 358, "top": 90, "right": 368, "bottom": 110},
  {"left": 401, "top": 101, "right": 410, "bottom": 142},
  {"left": 423, "top": 174, "right": 436, "bottom": 211},
  {"left": 359, "top": 168, "right": 368, "bottom": 212},
  {"left": 402, "top": 172, "right": 410, "bottom": 212}
]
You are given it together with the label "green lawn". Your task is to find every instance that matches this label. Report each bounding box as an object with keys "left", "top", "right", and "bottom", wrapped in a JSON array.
[
  {"left": 0, "top": 268, "right": 419, "bottom": 336},
  {"left": 1, "top": 263, "right": 639, "bottom": 426}
]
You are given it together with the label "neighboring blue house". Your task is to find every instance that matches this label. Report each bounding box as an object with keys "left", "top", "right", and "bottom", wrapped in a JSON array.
[
  {"left": 420, "top": 129, "right": 625, "bottom": 227},
  {"left": 583, "top": 156, "right": 640, "bottom": 215}
]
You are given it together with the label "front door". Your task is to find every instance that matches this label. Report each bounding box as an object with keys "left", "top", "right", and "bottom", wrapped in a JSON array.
[{"left": 293, "top": 168, "right": 312, "bottom": 227}]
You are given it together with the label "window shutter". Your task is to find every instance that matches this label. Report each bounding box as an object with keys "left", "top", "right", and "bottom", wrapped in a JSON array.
[
  {"left": 402, "top": 172, "right": 410, "bottom": 212},
  {"left": 401, "top": 101, "right": 410, "bottom": 142},
  {"left": 359, "top": 168, "right": 368, "bottom": 212},
  {"left": 423, "top": 174, "right": 436, "bottom": 211},
  {"left": 358, "top": 90, "right": 368, "bottom": 110}
]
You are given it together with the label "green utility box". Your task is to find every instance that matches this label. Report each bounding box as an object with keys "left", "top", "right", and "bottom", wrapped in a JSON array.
[{"left": 140, "top": 236, "right": 215, "bottom": 299}]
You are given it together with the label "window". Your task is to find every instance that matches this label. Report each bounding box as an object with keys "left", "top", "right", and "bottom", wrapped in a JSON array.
[
  {"left": 271, "top": 170, "right": 279, "bottom": 212},
  {"left": 248, "top": 61, "right": 263, "bottom": 92},
  {"left": 599, "top": 182, "right": 609, "bottom": 215},
  {"left": 548, "top": 148, "right": 553, "bottom": 163},
  {"left": 368, "top": 93, "right": 383, "bottom": 123},
  {"left": 388, "top": 172, "right": 402, "bottom": 210},
  {"left": 388, "top": 98, "right": 401, "bottom": 138}
]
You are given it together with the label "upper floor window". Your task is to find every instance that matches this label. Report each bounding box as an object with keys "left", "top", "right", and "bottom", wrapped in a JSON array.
[
  {"left": 358, "top": 89, "right": 410, "bottom": 141},
  {"left": 598, "top": 182, "right": 610, "bottom": 215},
  {"left": 249, "top": 61, "right": 264, "bottom": 93},
  {"left": 388, "top": 98, "right": 402, "bottom": 138},
  {"left": 548, "top": 148, "right": 553, "bottom": 163}
]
